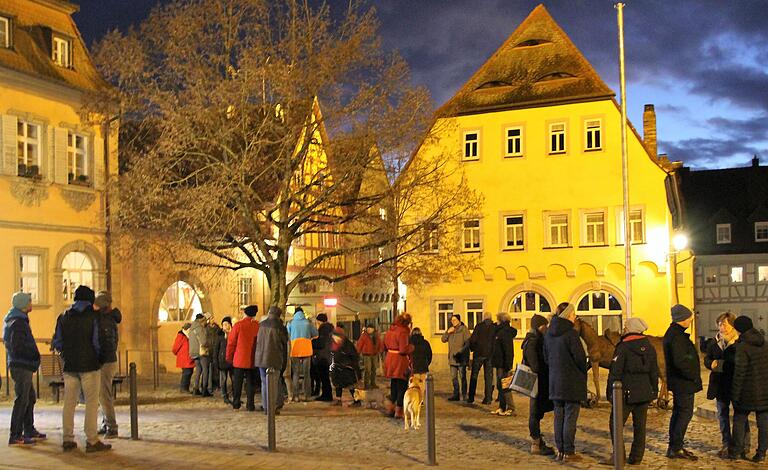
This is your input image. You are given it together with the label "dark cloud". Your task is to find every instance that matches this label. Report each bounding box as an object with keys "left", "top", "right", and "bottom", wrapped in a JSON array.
[{"left": 660, "top": 138, "right": 766, "bottom": 169}]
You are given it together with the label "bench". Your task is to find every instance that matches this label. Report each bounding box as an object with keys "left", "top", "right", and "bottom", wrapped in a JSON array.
[{"left": 42, "top": 353, "right": 128, "bottom": 403}]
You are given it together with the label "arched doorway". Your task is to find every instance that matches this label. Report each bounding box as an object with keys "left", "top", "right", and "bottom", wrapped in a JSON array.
[
  {"left": 62, "top": 251, "right": 95, "bottom": 302},
  {"left": 508, "top": 291, "right": 552, "bottom": 332},
  {"left": 157, "top": 280, "right": 204, "bottom": 323},
  {"left": 575, "top": 290, "right": 623, "bottom": 333}
]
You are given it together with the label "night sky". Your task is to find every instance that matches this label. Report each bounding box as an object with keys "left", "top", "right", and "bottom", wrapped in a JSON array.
[{"left": 72, "top": 0, "right": 768, "bottom": 170}]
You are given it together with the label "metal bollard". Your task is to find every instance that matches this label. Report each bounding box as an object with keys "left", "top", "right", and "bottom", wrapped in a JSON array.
[
  {"left": 426, "top": 373, "right": 437, "bottom": 466},
  {"left": 152, "top": 350, "right": 159, "bottom": 391},
  {"left": 612, "top": 381, "right": 624, "bottom": 469},
  {"left": 266, "top": 368, "right": 277, "bottom": 452},
  {"left": 130, "top": 362, "right": 139, "bottom": 440}
]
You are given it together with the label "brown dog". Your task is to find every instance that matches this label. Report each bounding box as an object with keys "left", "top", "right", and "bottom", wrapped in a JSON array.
[{"left": 403, "top": 373, "right": 425, "bottom": 430}]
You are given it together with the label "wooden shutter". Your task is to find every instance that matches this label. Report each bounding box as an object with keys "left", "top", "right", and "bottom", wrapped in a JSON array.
[
  {"left": 54, "top": 127, "right": 68, "bottom": 185},
  {"left": 1, "top": 114, "right": 18, "bottom": 176}
]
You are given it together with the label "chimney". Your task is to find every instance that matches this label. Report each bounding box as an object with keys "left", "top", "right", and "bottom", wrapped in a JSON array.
[
  {"left": 752, "top": 154, "right": 760, "bottom": 168},
  {"left": 643, "top": 104, "right": 657, "bottom": 157}
]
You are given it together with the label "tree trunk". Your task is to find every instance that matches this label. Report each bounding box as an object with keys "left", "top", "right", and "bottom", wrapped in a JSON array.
[{"left": 391, "top": 267, "right": 399, "bottom": 317}]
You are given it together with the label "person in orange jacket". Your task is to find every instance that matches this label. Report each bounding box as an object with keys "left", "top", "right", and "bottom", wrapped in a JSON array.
[{"left": 356, "top": 324, "right": 383, "bottom": 389}]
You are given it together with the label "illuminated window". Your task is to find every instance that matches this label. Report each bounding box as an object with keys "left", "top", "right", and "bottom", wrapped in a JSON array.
[
  {"left": 0, "top": 16, "right": 10, "bottom": 48},
  {"left": 509, "top": 291, "right": 551, "bottom": 332},
  {"left": 19, "top": 254, "right": 41, "bottom": 304},
  {"left": 435, "top": 301, "right": 454, "bottom": 334},
  {"left": 755, "top": 222, "right": 768, "bottom": 242},
  {"left": 504, "top": 215, "right": 524, "bottom": 250},
  {"left": 716, "top": 224, "right": 731, "bottom": 244},
  {"left": 546, "top": 213, "right": 569, "bottom": 247},
  {"left": 549, "top": 122, "right": 566, "bottom": 154},
  {"left": 584, "top": 119, "right": 602, "bottom": 150},
  {"left": 582, "top": 211, "right": 606, "bottom": 245},
  {"left": 576, "top": 290, "right": 623, "bottom": 333},
  {"left": 758, "top": 266, "right": 768, "bottom": 282},
  {"left": 704, "top": 266, "right": 718, "bottom": 285},
  {"left": 238, "top": 277, "right": 253, "bottom": 306},
  {"left": 61, "top": 251, "right": 94, "bottom": 302},
  {"left": 730, "top": 266, "right": 743, "bottom": 283},
  {"left": 53, "top": 36, "right": 71, "bottom": 68},
  {"left": 158, "top": 280, "right": 203, "bottom": 322},
  {"left": 465, "top": 301, "right": 484, "bottom": 330},
  {"left": 462, "top": 219, "right": 481, "bottom": 252},
  {"left": 17, "top": 120, "right": 41, "bottom": 177},
  {"left": 617, "top": 208, "right": 645, "bottom": 244},
  {"left": 463, "top": 131, "right": 479, "bottom": 160},
  {"left": 505, "top": 127, "right": 523, "bottom": 157}
]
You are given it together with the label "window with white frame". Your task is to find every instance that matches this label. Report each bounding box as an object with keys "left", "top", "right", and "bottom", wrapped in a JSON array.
[
  {"left": 504, "top": 215, "right": 524, "bottom": 249},
  {"left": 549, "top": 122, "right": 566, "bottom": 154},
  {"left": 704, "top": 266, "right": 718, "bottom": 285},
  {"left": 238, "top": 277, "right": 253, "bottom": 306},
  {"left": 52, "top": 36, "right": 71, "bottom": 68},
  {"left": 16, "top": 120, "right": 41, "bottom": 177},
  {"left": 435, "top": 301, "right": 454, "bottom": 334},
  {"left": 18, "top": 253, "right": 41, "bottom": 304},
  {"left": 755, "top": 222, "right": 768, "bottom": 242},
  {"left": 62, "top": 251, "right": 94, "bottom": 302},
  {"left": 505, "top": 127, "right": 523, "bottom": 157},
  {"left": 546, "top": 213, "right": 569, "bottom": 247},
  {"left": 583, "top": 211, "right": 606, "bottom": 245},
  {"left": 576, "top": 290, "right": 623, "bottom": 333},
  {"left": 730, "top": 266, "right": 744, "bottom": 283},
  {"left": 617, "top": 208, "right": 645, "bottom": 244},
  {"left": 462, "top": 219, "right": 481, "bottom": 252},
  {"left": 716, "top": 224, "right": 731, "bottom": 244},
  {"left": 509, "top": 291, "right": 551, "bottom": 332},
  {"left": 67, "top": 132, "right": 89, "bottom": 184},
  {"left": 584, "top": 119, "right": 602, "bottom": 150},
  {"left": 465, "top": 301, "right": 484, "bottom": 330},
  {"left": 759, "top": 266, "right": 768, "bottom": 282},
  {"left": 423, "top": 224, "right": 439, "bottom": 253},
  {"left": 463, "top": 132, "right": 479, "bottom": 160},
  {"left": 0, "top": 16, "right": 9, "bottom": 48}
]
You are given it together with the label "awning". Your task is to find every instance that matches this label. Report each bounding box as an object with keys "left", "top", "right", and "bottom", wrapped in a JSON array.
[{"left": 335, "top": 296, "right": 379, "bottom": 321}]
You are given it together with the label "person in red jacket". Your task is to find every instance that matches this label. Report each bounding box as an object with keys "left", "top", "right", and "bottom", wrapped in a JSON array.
[
  {"left": 226, "top": 305, "right": 260, "bottom": 411},
  {"left": 383, "top": 314, "right": 414, "bottom": 419},
  {"left": 172, "top": 323, "right": 195, "bottom": 393},
  {"left": 356, "top": 324, "right": 383, "bottom": 389}
]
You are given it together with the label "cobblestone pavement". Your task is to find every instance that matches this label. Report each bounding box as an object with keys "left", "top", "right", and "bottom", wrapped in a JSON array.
[{"left": 0, "top": 373, "right": 764, "bottom": 469}]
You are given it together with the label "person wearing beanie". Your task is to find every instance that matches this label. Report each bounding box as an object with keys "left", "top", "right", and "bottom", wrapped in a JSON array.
[
  {"left": 602, "top": 317, "right": 658, "bottom": 465},
  {"left": 4, "top": 292, "right": 44, "bottom": 446},
  {"left": 93, "top": 291, "right": 122, "bottom": 438},
  {"left": 663, "top": 304, "right": 701, "bottom": 460},
  {"left": 287, "top": 307, "right": 318, "bottom": 403},
  {"left": 329, "top": 326, "right": 362, "bottom": 406},
  {"left": 409, "top": 327, "right": 433, "bottom": 377},
  {"left": 254, "top": 306, "right": 289, "bottom": 413},
  {"left": 491, "top": 313, "right": 517, "bottom": 416},
  {"left": 731, "top": 315, "right": 768, "bottom": 462},
  {"left": 172, "top": 323, "right": 195, "bottom": 393},
  {"left": 214, "top": 316, "right": 234, "bottom": 404},
  {"left": 227, "top": 306, "right": 260, "bottom": 410},
  {"left": 52, "top": 285, "right": 111, "bottom": 453},
  {"left": 188, "top": 311, "right": 213, "bottom": 397},
  {"left": 311, "top": 313, "right": 334, "bottom": 401},
  {"left": 441, "top": 314, "right": 470, "bottom": 401},
  {"left": 522, "top": 314, "right": 554, "bottom": 456}
]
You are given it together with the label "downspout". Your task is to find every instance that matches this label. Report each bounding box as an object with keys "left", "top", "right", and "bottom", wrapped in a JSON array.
[{"left": 102, "top": 115, "right": 119, "bottom": 292}]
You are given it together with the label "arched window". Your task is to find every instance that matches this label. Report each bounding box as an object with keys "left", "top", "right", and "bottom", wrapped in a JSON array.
[
  {"left": 62, "top": 251, "right": 94, "bottom": 302},
  {"left": 509, "top": 291, "right": 551, "bottom": 332},
  {"left": 158, "top": 281, "right": 203, "bottom": 323},
  {"left": 576, "top": 290, "right": 623, "bottom": 333}
]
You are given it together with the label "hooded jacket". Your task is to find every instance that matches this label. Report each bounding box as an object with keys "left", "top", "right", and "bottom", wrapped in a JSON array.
[
  {"left": 409, "top": 334, "right": 433, "bottom": 374},
  {"left": 606, "top": 334, "right": 659, "bottom": 404},
  {"left": 253, "top": 310, "right": 289, "bottom": 370},
  {"left": 172, "top": 331, "right": 195, "bottom": 369},
  {"left": 97, "top": 307, "right": 122, "bottom": 364},
  {"left": 543, "top": 315, "right": 588, "bottom": 402},
  {"left": 3, "top": 307, "right": 40, "bottom": 372},
  {"left": 383, "top": 322, "right": 413, "bottom": 379},
  {"left": 469, "top": 318, "right": 496, "bottom": 359},
  {"left": 52, "top": 300, "right": 102, "bottom": 373},
  {"left": 330, "top": 333, "right": 361, "bottom": 389},
  {"left": 187, "top": 318, "right": 207, "bottom": 359},
  {"left": 704, "top": 334, "right": 738, "bottom": 401},
  {"left": 287, "top": 311, "right": 318, "bottom": 358},
  {"left": 732, "top": 328, "right": 768, "bottom": 411},
  {"left": 491, "top": 321, "right": 518, "bottom": 370},
  {"left": 441, "top": 323, "right": 470, "bottom": 366},
  {"left": 663, "top": 322, "right": 702, "bottom": 395},
  {"left": 227, "top": 317, "right": 259, "bottom": 369}
]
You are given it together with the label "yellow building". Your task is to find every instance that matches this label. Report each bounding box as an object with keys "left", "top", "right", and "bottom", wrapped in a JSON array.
[{"left": 405, "top": 5, "right": 693, "bottom": 367}]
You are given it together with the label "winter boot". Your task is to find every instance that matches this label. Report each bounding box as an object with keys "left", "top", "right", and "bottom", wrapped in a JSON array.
[
  {"left": 531, "top": 437, "right": 555, "bottom": 456},
  {"left": 394, "top": 406, "right": 404, "bottom": 419}
]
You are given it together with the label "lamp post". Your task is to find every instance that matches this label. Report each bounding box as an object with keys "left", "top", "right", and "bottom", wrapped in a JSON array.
[{"left": 616, "top": 3, "right": 633, "bottom": 318}]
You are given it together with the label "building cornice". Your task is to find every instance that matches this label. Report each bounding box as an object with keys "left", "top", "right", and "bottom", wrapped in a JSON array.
[
  {"left": 29, "top": 0, "right": 79, "bottom": 15},
  {"left": 0, "top": 219, "right": 105, "bottom": 234}
]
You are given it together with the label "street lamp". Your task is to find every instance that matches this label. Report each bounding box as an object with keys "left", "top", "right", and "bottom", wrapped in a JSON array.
[{"left": 672, "top": 233, "right": 689, "bottom": 252}]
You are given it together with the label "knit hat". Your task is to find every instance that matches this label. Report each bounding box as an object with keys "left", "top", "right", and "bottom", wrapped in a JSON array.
[
  {"left": 625, "top": 317, "right": 649, "bottom": 334},
  {"left": 195, "top": 313, "right": 205, "bottom": 320},
  {"left": 244, "top": 305, "right": 258, "bottom": 317},
  {"left": 222, "top": 316, "right": 232, "bottom": 326},
  {"left": 316, "top": 313, "right": 328, "bottom": 322},
  {"left": 671, "top": 304, "right": 693, "bottom": 323},
  {"left": 12, "top": 292, "right": 32, "bottom": 310},
  {"left": 557, "top": 303, "right": 575, "bottom": 319},
  {"left": 734, "top": 315, "right": 753, "bottom": 334},
  {"left": 94, "top": 291, "right": 112, "bottom": 309},
  {"left": 267, "top": 305, "right": 283, "bottom": 317},
  {"left": 530, "top": 314, "right": 548, "bottom": 331},
  {"left": 74, "top": 285, "right": 95, "bottom": 303}
]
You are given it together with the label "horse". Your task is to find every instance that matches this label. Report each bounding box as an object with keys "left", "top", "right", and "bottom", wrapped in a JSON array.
[{"left": 572, "top": 317, "right": 670, "bottom": 408}]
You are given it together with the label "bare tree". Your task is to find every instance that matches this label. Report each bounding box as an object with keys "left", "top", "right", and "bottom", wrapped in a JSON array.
[{"left": 87, "top": 0, "right": 480, "bottom": 312}]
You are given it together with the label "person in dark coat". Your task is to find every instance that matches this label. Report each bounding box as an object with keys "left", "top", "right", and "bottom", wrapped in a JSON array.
[
  {"left": 215, "top": 317, "right": 234, "bottom": 404},
  {"left": 254, "top": 306, "right": 289, "bottom": 414},
  {"left": 730, "top": 316, "right": 768, "bottom": 462},
  {"left": 467, "top": 316, "right": 496, "bottom": 404},
  {"left": 543, "top": 303, "right": 588, "bottom": 462},
  {"left": 330, "top": 327, "right": 362, "bottom": 406},
  {"left": 704, "top": 312, "right": 749, "bottom": 458},
  {"left": 663, "top": 304, "right": 702, "bottom": 461},
  {"left": 522, "top": 314, "right": 554, "bottom": 455},
  {"left": 491, "top": 313, "right": 517, "bottom": 416},
  {"left": 94, "top": 291, "right": 121, "bottom": 438},
  {"left": 3, "top": 292, "right": 44, "bottom": 446},
  {"left": 409, "top": 328, "right": 432, "bottom": 374},
  {"left": 312, "top": 313, "right": 334, "bottom": 401},
  {"left": 604, "top": 317, "right": 659, "bottom": 465}
]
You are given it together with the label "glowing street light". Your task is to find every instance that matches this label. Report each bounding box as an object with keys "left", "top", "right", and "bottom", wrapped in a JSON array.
[
  {"left": 672, "top": 233, "right": 689, "bottom": 252},
  {"left": 323, "top": 297, "right": 338, "bottom": 307}
]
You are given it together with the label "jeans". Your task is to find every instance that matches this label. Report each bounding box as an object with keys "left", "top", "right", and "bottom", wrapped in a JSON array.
[
  {"left": 219, "top": 368, "right": 233, "bottom": 399},
  {"left": 733, "top": 410, "right": 768, "bottom": 456},
  {"left": 450, "top": 365, "right": 467, "bottom": 398},
  {"left": 192, "top": 356, "right": 211, "bottom": 393},
  {"left": 529, "top": 397, "right": 547, "bottom": 439},
  {"left": 390, "top": 378, "right": 408, "bottom": 407},
  {"left": 179, "top": 368, "right": 193, "bottom": 392},
  {"left": 553, "top": 400, "right": 580, "bottom": 454},
  {"left": 717, "top": 398, "right": 750, "bottom": 449},
  {"left": 668, "top": 392, "right": 695, "bottom": 451},
  {"left": 495, "top": 368, "right": 514, "bottom": 411},
  {"left": 63, "top": 370, "right": 100, "bottom": 445},
  {"left": 610, "top": 401, "right": 649, "bottom": 461},
  {"left": 232, "top": 368, "right": 257, "bottom": 410},
  {"left": 9, "top": 367, "right": 36, "bottom": 439},
  {"left": 468, "top": 356, "right": 493, "bottom": 402},
  {"left": 259, "top": 368, "right": 286, "bottom": 411},
  {"left": 290, "top": 357, "right": 312, "bottom": 400},
  {"left": 362, "top": 355, "right": 378, "bottom": 389},
  {"left": 99, "top": 361, "right": 118, "bottom": 432}
]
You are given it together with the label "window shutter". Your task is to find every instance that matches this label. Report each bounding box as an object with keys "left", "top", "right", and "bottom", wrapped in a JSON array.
[
  {"left": 47, "top": 126, "right": 55, "bottom": 181},
  {"left": 1, "top": 114, "right": 18, "bottom": 176},
  {"left": 54, "top": 127, "right": 68, "bottom": 184},
  {"left": 93, "top": 138, "right": 104, "bottom": 190}
]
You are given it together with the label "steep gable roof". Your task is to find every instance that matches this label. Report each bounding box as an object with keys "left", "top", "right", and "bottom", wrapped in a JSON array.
[{"left": 437, "top": 4, "right": 614, "bottom": 117}]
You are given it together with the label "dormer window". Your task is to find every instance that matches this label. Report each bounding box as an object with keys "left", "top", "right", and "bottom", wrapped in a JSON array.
[
  {"left": 0, "top": 16, "right": 10, "bottom": 48},
  {"left": 52, "top": 36, "right": 71, "bottom": 68}
]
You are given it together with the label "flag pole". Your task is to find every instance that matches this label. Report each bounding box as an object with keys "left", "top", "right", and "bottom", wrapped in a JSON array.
[{"left": 616, "top": 2, "right": 632, "bottom": 319}]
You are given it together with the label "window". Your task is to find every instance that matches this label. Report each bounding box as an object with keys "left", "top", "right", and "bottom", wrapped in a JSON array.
[
  {"left": 505, "top": 127, "right": 523, "bottom": 157},
  {"left": 730, "top": 266, "right": 744, "bottom": 284},
  {"left": 0, "top": 16, "right": 9, "bottom": 48},
  {"left": 379, "top": 207, "right": 387, "bottom": 220},
  {"left": 504, "top": 215, "right": 524, "bottom": 249},
  {"left": 584, "top": 119, "right": 602, "bottom": 151},
  {"left": 716, "top": 224, "right": 731, "bottom": 244},
  {"left": 61, "top": 251, "right": 94, "bottom": 302},
  {"left": 758, "top": 266, "right": 768, "bottom": 282},
  {"left": 465, "top": 301, "right": 484, "bottom": 330},
  {"left": 16, "top": 120, "right": 41, "bottom": 177},
  {"left": 19, "top": 254, "right": 41, "bottom": 304},
  {"left": 576, "top": 291, "right": 623, "bottom": 333},
  {"left": 462, "top": 219, "right": 481, "bottom": 252},
  {"left": 549, "top": 122, "right": 566, "bottom": 154},
  {"left": 583, "top": 211, "right": 606, "bottom": 245},
  {"left": 546, "top": 213, "right": 569, "bottom": 247},
  {"left": 67, "top": 132, "right": 89, "bottom": 184},
  {"left": 704, "top": 266, "right": 718, "bottom": 285},
  {"left": 509, "top": 291, "right": 551, "bottom": 332},
  {"left": 238, "top": 277, "right": 253, "bottom": 306},
  {"left": 423, "top": 225, "right": 439, "bottom": 253},
  {"left": 755, "top": 222, "right": 768, "bottom": 242},
  {"left": 52, "top": 36, "right": 71, "bottom": 68},
  {"left": 463, "top": 132, "right": 479, "bottom": 160},
  {"left": 435, "top": 302, "right": 454, "bottom": 334},
  {"left": 617, "top": 208, "right": 645, "bottom": 244},
  {"left": 158, "top": 280, "right": 203, "bottom": 322}
]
